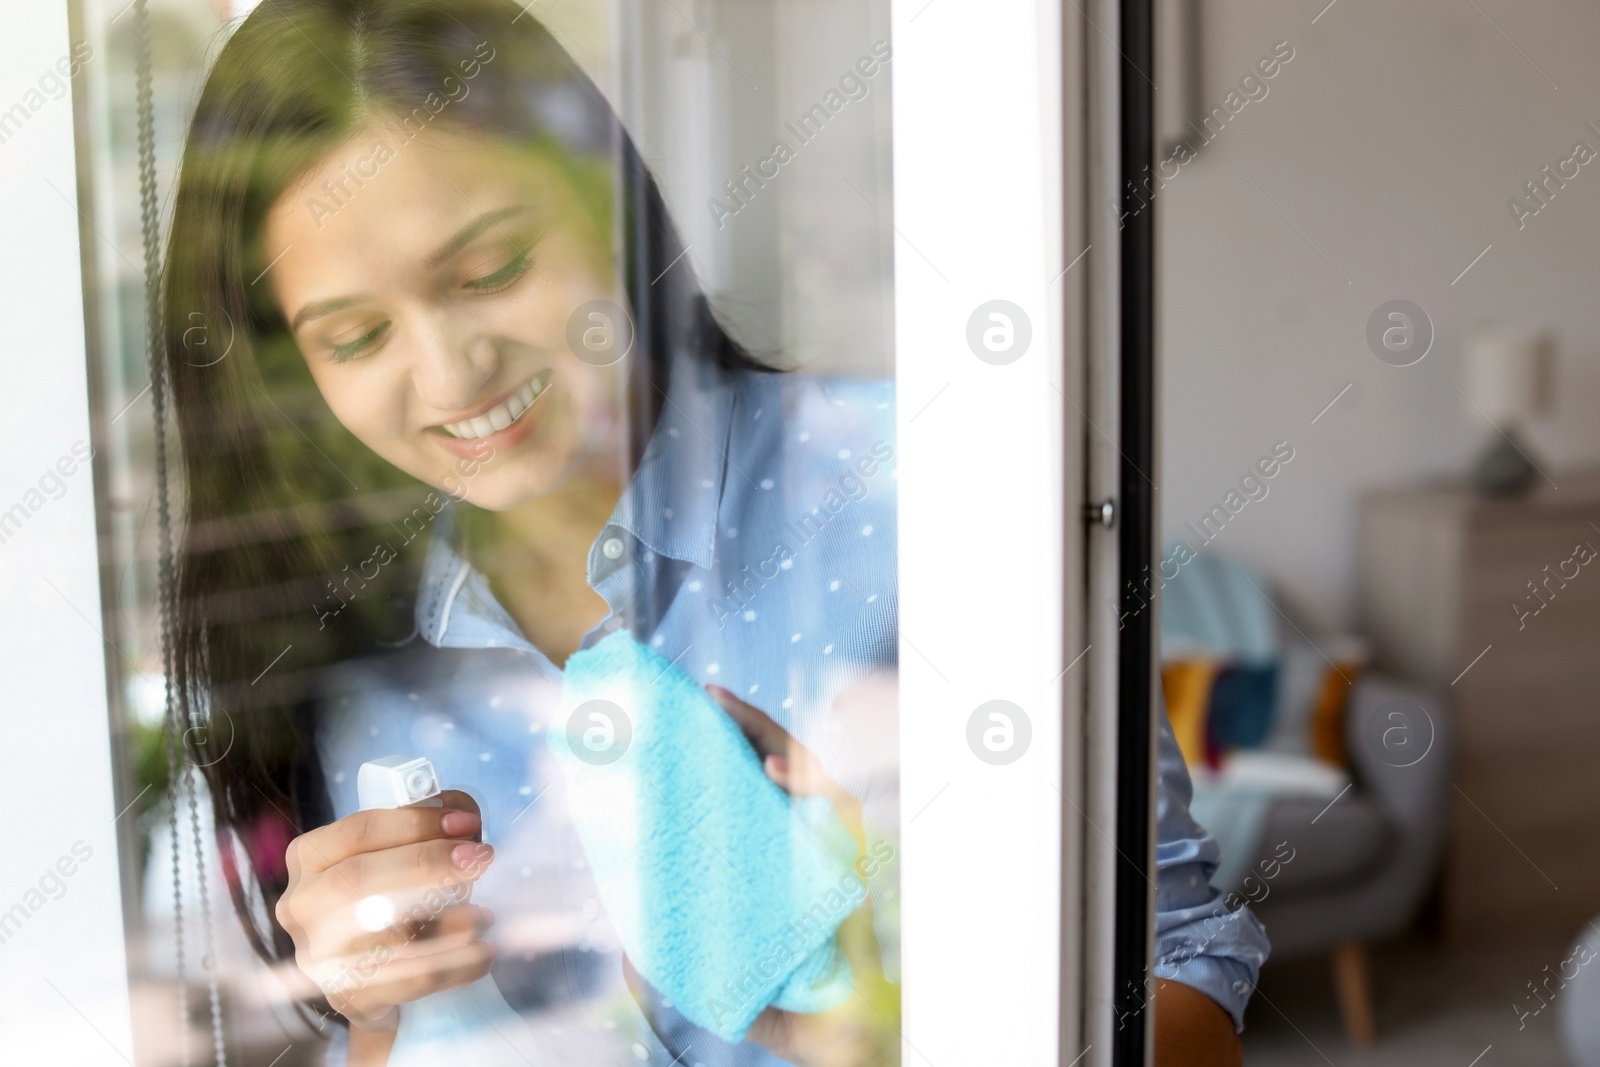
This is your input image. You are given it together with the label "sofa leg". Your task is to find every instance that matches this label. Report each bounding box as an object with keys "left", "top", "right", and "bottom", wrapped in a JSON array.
[{"left": 1330, "top": 939, "right": 1377, "bottom": 1048}]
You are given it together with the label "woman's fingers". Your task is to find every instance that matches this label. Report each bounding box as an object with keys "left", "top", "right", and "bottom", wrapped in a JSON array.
[
  {"left": 434, "top": 789, "right": 481, "bottom": 817},
  {"left": 277, "top": 794, "right": 495, "bottom": 1030},
  {"left": 311, "top": 905, "right": 495, "bottom": 1007},
  {"left": 286, "top": 801, "right": 482, "bottom": 880},
  {"left": 289, "top": 839, "right": 494, "bottom": 925},
  {"left": 332, "top": 838, "right": 495, "bottom": 898},
  {"left": 761, "top": 751, "right": 836, "bottom": 800},
  {"left": 744, "top": 1005, "right": 799, "bottom": 1061},
  {"left": 380, "top": 901, "right": 496, "bottom": 953},
  {"left": 707, "top": 684, "right": 789, "bottom": 758},
  {"left": 429, "top": 901, "right": 494, "bottom": 940},
  {"left": 706, "top": 684, "right": 812, "bottom": 784},
  {"left": 762, "top": 753, "right": 796, "bottom": 791},
  {"left": 303, "top": 902, "right": 492, "bottom": 975},
  {"left": 746, "top": 998, "right": 881, "bottom": 1067},
  {"left": 707, "top": 685, "right": 856, "bottom": 812},
  {"left": 325, "top": 938, "right": 497, "bottom": 1024},
  {"left": 281, "top": 841, "right": 494, "bottom": 968}
]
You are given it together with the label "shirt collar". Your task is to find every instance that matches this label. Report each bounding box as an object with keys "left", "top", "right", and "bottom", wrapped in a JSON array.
[
  {"left": 599, "top": 347, "right": 735, "bottom": 571},
  {"left": 414, "top": 347, "right": 738, "bottom": 650}
]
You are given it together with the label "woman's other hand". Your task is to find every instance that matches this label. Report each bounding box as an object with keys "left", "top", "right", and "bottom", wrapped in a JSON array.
[
  {"left": 1154, "top": 978, "right": 1243, "bottom": 1067},
  {"left": 702, "top": 686, "right": 897, "bottom": 1067},
  {"left": 274, "top": 790, "right": 496, "bottom": 1033},
  {"left": 705, "top": 685, "right": 862, "bottom": 829}
]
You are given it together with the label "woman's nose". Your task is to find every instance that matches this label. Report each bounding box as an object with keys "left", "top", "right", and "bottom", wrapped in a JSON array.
[{"left": 408, "top": 312, "right": 497, "bottom": 412}]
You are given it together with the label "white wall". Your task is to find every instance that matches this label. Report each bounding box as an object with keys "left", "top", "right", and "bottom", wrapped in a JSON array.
[
  {"left": 0, "top": 1, "right": 136, "bottom": 1062},
  {"left": 1159, "top": 0, "right": 1600, "bottom": 634},
  {"left": 618, "top": 0, "right": 895, "bottom": 375}
]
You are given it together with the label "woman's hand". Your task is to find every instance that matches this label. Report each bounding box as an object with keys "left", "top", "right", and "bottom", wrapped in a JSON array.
[
  {"left": 274, "top": 790, "right": 497, "bottom": 1033},
  {"left": 705, "top": 687, "right": 897, "bottom": 1067},
  {"left": 1153, "top": 979, "right": 1242, "bottom": 1067},
  {"left": 705, "top": 685, "right": 863, "bottom": 832}
]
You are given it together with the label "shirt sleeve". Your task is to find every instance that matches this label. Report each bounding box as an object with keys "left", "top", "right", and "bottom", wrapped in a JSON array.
[{"left": 1152, "top": 692, "right": 1271, "bottom": 1031}]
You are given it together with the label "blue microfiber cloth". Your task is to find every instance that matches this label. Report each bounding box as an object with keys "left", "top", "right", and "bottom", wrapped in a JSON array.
[{"left": 550, "top": 630, "right": 860, "bottom": 1042}]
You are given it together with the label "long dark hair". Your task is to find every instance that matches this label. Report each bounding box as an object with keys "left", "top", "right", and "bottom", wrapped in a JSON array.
[{"left": 163, "top": 0, "right": 763, "bottom": 980}]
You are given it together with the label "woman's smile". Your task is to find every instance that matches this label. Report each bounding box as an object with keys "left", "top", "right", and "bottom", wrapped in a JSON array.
[{"left": 431, "top": 368, "right": 555, "bottom": 459}]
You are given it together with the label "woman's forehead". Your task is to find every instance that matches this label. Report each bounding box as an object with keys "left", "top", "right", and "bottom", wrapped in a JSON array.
[
  {"left": 261, "top": 127, "right": 588, "bottom": 297},
  {"left": 271, "top": 126, "right": 552, "bottom": 226}
]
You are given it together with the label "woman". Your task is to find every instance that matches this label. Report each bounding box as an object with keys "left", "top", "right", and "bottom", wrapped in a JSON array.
[{"left": 164, "top": 2, "right": 1263, "bottom": 1065}]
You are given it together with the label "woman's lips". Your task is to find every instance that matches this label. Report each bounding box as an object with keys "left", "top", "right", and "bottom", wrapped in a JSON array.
[
  {"left": 441, "top": 370, "right": 552, "bottom": 439},
  {"left": 431, "top": 371, "right": 554, "bottom": 459}
]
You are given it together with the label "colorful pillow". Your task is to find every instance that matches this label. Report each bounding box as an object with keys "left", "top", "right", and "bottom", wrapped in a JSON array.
[
  {"left": 1162, "top": 660, "right": 1277, "bottom": 770},
  {"left": 1162, "top": 660, "right": 1219, "bottom": 767},
  {"left": 1261, "top": 632, "right": 1366, "bottom": 767},
  {"left": 1163, "top": 641, "right": 1362, "bottom": 771}
]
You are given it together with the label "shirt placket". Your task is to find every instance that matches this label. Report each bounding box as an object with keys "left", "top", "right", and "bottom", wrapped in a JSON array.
[{"left": 582, "top": 524, "right": 641, "bottom": 649}]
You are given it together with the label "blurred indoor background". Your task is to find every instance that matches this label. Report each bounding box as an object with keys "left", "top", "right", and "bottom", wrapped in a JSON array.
[{"left": 1156, "top": 1, "right": 1600, "bottom": 1064}]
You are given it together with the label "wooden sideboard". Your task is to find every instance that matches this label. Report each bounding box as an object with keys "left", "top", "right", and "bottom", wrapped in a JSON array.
[{"left": 1359, "top": 473, "right": 1600, "bottom": 937}]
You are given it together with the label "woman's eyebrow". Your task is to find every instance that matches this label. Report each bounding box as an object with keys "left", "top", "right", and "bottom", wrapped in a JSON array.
[
  {"left": 425, "top": 204, "right": 531, "bottom": 269},
  {"left": 290, "top": 295, "right": 371, "bottom": 332},
  {"left": 287, "top": 205, "right": 534, "bottom": 331}
]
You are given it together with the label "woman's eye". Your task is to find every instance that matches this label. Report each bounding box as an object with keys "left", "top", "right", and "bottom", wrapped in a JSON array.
[
  {"left": 328, "top": 321, "right": 391, "bottom": 363},
  {"left": 463, "top": 250, "right": 533, "bottom": 295}
]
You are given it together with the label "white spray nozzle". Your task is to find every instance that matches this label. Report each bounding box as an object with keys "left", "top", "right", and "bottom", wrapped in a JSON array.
[{"left": 358, "top": 755, "right": 442, "bottom": 811}]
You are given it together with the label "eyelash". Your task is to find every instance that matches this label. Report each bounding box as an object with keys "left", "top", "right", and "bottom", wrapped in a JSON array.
[
  {"left": 323, "top": 247, "right": 536, "bottom": 363},
  {"left": 463, "top": 250, "right": 533, "bottom": 295},
  {"left": 330, "top": 321, "right": 390, "bottom": 364}
]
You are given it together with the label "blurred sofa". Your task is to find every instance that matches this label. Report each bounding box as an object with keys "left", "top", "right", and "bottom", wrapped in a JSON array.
[
  {"left": 1243, "top": 674, "right": 1453, "bottom": 1046},
  {"left": 1160, "top": 550, "right": 1453, "bottom": 1047}
]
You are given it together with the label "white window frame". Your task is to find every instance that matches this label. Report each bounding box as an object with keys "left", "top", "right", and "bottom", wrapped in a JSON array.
[
  {"left": 0, "top": 1, "right": 1116, "bottom": 1063},
  {"left": 0, "top": 2, "right": 138, "bottom": 1064},
  {"left": 893, "top": 0, "right": 1095, "bottom": 1064}
]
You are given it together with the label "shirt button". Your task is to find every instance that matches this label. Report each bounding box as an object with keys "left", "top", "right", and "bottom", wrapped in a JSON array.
[{"left": 601, "top": 537, "right": 624, "bottom": 560}]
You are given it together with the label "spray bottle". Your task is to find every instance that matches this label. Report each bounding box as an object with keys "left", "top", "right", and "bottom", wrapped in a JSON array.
[{"left": 356, "top": 755, "right": 541, "bottom": 1067}]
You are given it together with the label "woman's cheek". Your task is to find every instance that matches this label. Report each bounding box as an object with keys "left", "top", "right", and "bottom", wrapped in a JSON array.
[
  {"left": 573, "top": 362, "right": 629, "bottom": 449},
  {"left": 334, "top": 377, "right": 431, "bottom": 482}
]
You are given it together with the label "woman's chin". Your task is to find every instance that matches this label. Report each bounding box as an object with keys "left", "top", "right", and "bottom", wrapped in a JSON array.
[{"left": 443, "top": 456, "right": 587, "bottom": 511}]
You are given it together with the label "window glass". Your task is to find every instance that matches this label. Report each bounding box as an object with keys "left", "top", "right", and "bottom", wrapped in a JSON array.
[{"left": 78, "top": 2, "right": 901, "bottom": 1063}]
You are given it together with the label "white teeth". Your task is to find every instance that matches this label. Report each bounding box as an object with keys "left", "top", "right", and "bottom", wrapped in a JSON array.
[{"left": 443, "top": 372, "right": 551, "bottom": 439}]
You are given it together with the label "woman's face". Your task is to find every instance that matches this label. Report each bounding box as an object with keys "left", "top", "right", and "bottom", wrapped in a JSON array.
[{"left": 262, "top": 123, "right": 627, "bottom": 509}]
